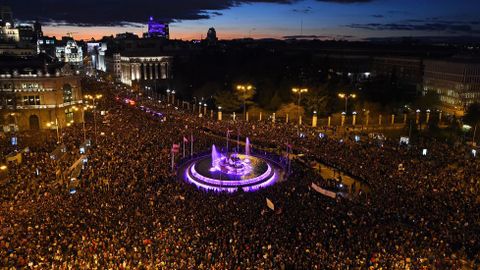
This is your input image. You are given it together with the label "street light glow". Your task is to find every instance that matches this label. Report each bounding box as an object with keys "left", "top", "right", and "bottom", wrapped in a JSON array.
[{"left": 292, "top": 88, "right": 308, "bottom": 94}]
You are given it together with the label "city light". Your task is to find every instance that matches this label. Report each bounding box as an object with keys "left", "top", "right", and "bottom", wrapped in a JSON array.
[
  {"left": 2, "top": 4, "right": 479, "bottom": 267},
  {"left": 236, "top": 84, "right": 254, "bottom": 120},
  {"left": 338, "top": 93, "right": 356, "bottom": 114}
]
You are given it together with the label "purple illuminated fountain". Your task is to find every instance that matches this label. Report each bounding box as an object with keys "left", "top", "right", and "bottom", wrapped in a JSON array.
[{"left": 181, "top": 137, "right": 283, "bottom": 192}]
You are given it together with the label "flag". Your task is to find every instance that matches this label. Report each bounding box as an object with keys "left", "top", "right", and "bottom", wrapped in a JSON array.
[
  {"left": 183, "top": 137, "right": 188, "bottom": 143},
  {"left": 266, "top": 198, "right": 275, "bottom": 211},
  {"left": 172, "top": 144, "right": 180, "bottom": 153}
]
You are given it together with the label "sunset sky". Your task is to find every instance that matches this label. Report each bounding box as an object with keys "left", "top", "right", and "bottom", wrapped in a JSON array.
[{"left": 5, "top": 0, "right": 480, "bottom": 41}]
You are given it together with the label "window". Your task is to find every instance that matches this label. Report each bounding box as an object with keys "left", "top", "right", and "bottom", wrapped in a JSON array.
[
  {"left": 63, "top": 84, "right": 73, "bottom": 103},
  {"left": 23, "top": 95, "right": 40, "bottom": 105},
  {"left": 65, "top": 108, "right": 74, "bottom": 123}
]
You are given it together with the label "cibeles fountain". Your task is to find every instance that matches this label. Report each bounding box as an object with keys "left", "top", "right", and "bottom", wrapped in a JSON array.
[{"left": 181, "top": 137, "right": 285, "bottom": 192}]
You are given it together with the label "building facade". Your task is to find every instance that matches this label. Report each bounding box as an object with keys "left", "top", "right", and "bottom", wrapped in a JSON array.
[
  {"left": 372, "top": 56, "right": 423, "bottom": 91},
  {"left": 111, "top": 52, "right": 172, "bottom": 86},
  {"left": 0, "top": 21, "right": 19, "bottom": 42},
  {"left": 145, "top": 17, "right": 169, "bottom": 39},
  {"left": 0, "top": 58, "right": 83, "bottom": 131},
  {"left": 55, "top": 39, "right": 83, "bottom": 65},
  {"left": 424, "top": 58, "right": 480, "bottom": 115},
  {"left": 86, "top": 42, "right": 107, "bottom": 75}
]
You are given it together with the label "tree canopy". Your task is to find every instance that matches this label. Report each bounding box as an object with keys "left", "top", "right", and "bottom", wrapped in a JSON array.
[{"left": 464, "top": 102, "right": 480, "bottom": 126}]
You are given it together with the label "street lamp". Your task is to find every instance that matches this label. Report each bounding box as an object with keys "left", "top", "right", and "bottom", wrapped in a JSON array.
[
  {"left": 84, "top": 94, "right": 103, "bottom": 145},
  {"left": 46, "top": 120, "right": 60, "bottom": 143},
  {"left": 292, "top": 88, "right": 308, "bottom": 134},
  {"left": 172, "top": 90, "right": 176, "bottom": 104},
  {"left": 73, "top": 105, "right": 87, "bottom": 141},
  {"left": 166, "top": 89, "right": 171, "bottom": 103},
  {"left": 236, "top": 84, "right": 253, "bottom": 121},
  {"left": 338, "top": 93, "right": 356, "bottom": 114}
]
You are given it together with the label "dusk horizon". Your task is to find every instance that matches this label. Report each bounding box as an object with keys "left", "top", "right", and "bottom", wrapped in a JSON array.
[{"left": 5, "top": 0, "right": 480, "bottom": 41}]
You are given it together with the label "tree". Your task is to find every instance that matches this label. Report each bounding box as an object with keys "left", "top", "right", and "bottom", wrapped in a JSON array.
[
  {"left": 303, "top": 91, "right": 328, "bottom": 116},
  {"left": 276, "top": 103, "right": 305, "bottom": 120},
  {"left": 235, "top": 84, "right": 256, "bottom": 101},
  {"left": 268, "top": 91, "right": 283, "bottom": 111},
  {"left": 413, "top": 91, "right": 440, "bottom": 110},
  {"left": 194, "top": 82, "right": 222, "bottom": 99},
  {"left": 213, "top": 90, "right": 242, "bottom": 112},
  {"left": 463, "top": 102, "right": 480, "bottom": 127}
]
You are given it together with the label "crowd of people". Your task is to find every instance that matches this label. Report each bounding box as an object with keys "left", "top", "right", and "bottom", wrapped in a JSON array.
[{"left": 0, "top": 78, "right": 479, "bottom": 269}]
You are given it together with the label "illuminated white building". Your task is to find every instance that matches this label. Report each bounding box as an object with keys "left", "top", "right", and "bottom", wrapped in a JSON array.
[
  {"left": 0, "top": 22, "right": 19, "bottom": 42},
  {"left": 86, "top": 42, "right": 107, "bottom": 73},
  {"left": 56, "top": 39, "right": 83, "bottom": 64},
  {"left": 424, "top": 58, "right": 480, "bottom": 115},
  {"left": 110, "top": 52, "right": 172, "bottom": 86}
]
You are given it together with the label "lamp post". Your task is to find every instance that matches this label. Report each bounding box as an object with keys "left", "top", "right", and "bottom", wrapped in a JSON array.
[
  {"left": 46, "top": 120, "right": 60, "bottom": 143},
  {"left": 236, "top": 84, "right": 253, "bottom": 121},
  {"left": 292, "top": 87, "right": 308, "bottom": 134},
  {"left": 172, "top": 90, "right": 176, "bottom": 105},
  {"left": 166, "top": 89, "right": 171, "bottom": 103},
  {"left": 338, "top": 93, "right": 356, "bottom": 114},
  {"left": 218, "top": 106, "right": 222, "bottom": 121},
  {"left": 73, "top": 105, "right": 87, "bottom": 141},
  {"left": 84, "top": 94, "right": 102, "bottom": 145}
]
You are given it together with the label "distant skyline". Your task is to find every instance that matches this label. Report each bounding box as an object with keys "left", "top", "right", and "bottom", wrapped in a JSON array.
[{"left": 4, "top": 0, "right": 480, "bottom": 41}]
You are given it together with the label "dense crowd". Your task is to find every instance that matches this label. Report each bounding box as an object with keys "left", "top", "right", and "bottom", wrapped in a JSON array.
[{"left": 0, "top": 79, "right": 479, "bottom": 269}]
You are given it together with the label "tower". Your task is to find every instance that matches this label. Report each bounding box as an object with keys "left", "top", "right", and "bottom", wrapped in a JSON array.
[
  {"left": 147, "top": 16, "right": 169, "bottom": 39},
  {"left": 0, "top": 6, "right": 14, "bottom": 26},
  {"left": 206, "top": 27, "right": 217, "bottom": 44},
  {"left": 34, "top": 20, "right": 43, "bottom": 38}
]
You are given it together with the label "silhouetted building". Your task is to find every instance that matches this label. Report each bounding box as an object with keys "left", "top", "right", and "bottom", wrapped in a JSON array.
[
  {"left": 33, "top": 20, "right": 43, "bottom": 39},
  {"left": 206, "top": 27, "right": 218, "bottom": 44},
  {"left": 372, "top": 56, "right": 423, "bottom": 91},
  {"left": 0, "top": 7, "right": 41, "bottom": 55},
  {"left": 0, "top": 6, "right": 13, "bottom": 26},
  {"left": 116, "top": 32, "right": 139, "bottom": 40},
  {"left": 0, "top": 43, "right": 36, "bottom": 56},
  {"left": 37, "top": 36, "right": 56, "bottom": 56},
  {"left": 17, "top": 24, "right": 36, "bottom": 43}
]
